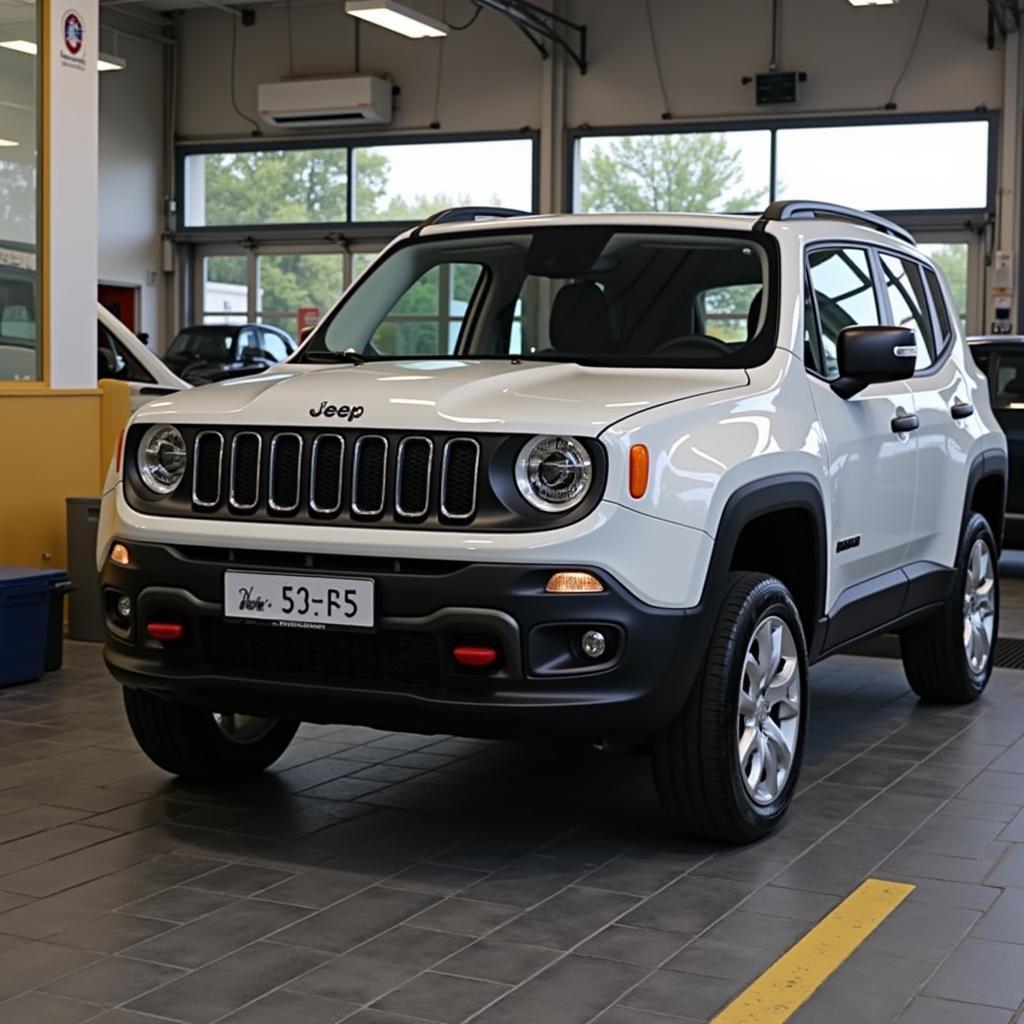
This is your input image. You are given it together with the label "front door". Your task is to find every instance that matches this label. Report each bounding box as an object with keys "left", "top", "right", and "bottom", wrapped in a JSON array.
[{"left": 803, "top": 246, "right": 919, "bottom": 623}]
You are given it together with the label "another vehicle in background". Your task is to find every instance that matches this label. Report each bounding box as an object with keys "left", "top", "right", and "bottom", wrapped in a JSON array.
[
  {"left": 163, "top": 323, "right": 295, "bottom": 385},
  {"left": 969, "top": 335, "right": 1024, "bottom": 540},
  {"left": 98, "top": 306, "right": 190, "bottom": 411}
]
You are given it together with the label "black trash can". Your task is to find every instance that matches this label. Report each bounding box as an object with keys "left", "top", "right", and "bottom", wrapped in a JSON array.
[
  {"left": 44, "top": 574, "right": 73, "bottom": 671},
  {"left": 66, "top": 497, "right": 104, "bottom": 642}
]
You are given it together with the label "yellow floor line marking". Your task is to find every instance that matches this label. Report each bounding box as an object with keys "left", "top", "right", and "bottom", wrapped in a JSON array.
[{"left": 710, "top": 878, "right": 915, "bottom": 1024}]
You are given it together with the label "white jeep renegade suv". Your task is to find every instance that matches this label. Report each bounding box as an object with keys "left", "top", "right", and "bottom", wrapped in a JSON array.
[{"left": 98, "top": 201, "right": 1007, "bottom": 841}]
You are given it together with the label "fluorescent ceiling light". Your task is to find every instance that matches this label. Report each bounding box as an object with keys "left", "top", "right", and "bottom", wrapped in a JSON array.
[
  {"left": 97, "top": 53, "right": 127, "bottom": 71},
  {"left": 0, "top": 138, "right": 18, "bottom": 147},
  {"left": 847, "top": 0, "right": 898, "bottom": 5},
  {"left": 1, "top": 39, "right": 127, "bottom": 70},
  {"left": 0, "top": 39, "right": 37, "bottom": 55},
  {"left": 345, "top": 0, "right": 447, "bottom": 38}
]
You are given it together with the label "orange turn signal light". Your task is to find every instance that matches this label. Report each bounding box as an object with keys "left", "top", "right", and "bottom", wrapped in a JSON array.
[
  {"left": 629, "top": 444, "right": 649, "bottom": 499},
  {"left": 110, "top": 543, "right": 130, "bottom": 566},
  {"left": 546, "top": 571, "right": 604, "bottom": 594}
]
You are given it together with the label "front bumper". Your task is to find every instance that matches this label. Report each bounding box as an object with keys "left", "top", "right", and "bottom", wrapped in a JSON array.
[{"left": 101, "top": 542, "right": 710, "bottom": 742}]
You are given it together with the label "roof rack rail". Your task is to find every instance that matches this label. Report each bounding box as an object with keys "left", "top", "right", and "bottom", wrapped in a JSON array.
[
  {"left": 752, "top": 200, "right": 915, "bottom": 246},
  {"left": 415, "top": 206, "right": 533, "bottom": 233}
]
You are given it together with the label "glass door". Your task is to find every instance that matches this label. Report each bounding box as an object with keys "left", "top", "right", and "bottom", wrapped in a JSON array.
[{"left": 915, "top": 231, "right": 983, "bottom": 336}]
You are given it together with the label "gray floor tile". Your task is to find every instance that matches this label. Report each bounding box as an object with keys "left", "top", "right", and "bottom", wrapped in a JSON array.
[
  {"left": 621, "top": 967, "right": 744, "bottom": 1020},
  {"left": 491, "top": 886, "right": 638, "bottom": 951},
  {"left": 471, "top": 954, "right": 645, "bottom": 1023},
  {"left": 188, "top": 863, "right": 295, "bottom": 896},
  {"left": 274, "top": 886, "right": 439, "bottom": 954},
  {"left": 42, "top": 954, "right": 185, "bottom": 1005},
  {"left": 408, "top": 897, "right": 520, "bottom": 937},
  {"left": 0, "top": 940, "right": 100, "bottom": 1000},
  {"left": 864, "top": 900, "right": 981, "bottom": 962},
  {"left": 374, "top": 970, "right": 509, "bottom": 1022},
  {"left": 620, "top": 875, "right": 757, "bottom": 936},
  {"left": 897, "top": 995, "right": 1013, "bottom": 1024},
  {"left": 665, "top": 937, "right": 779, "bottom": 984},
  {"left": 576, "top": 924, "right": 687, "bottom": 968},
  {"left": 925, "top": 937, "right": 1024, "bottom": 1008},
  {"left": 439, "top": 938, "right": 559, "bottom": 985},
  {"left": 119, "top": 885, "right": 237, "bottom": 923},
  {"left": 123, "top": 896, "right": 310, "bottom": 967},
  {"left": 0, "top": 991, "right": 102, "bottom": 1024},
  {"left": 289, "top": 924, "right": 468, "bottom": 1003},
  {"left": 969, "top": 885, "right": 1024, "bottom": 942},
  {"left": 127, "top": 940, "right": 331, "bottom": 1023},
  {"left": 217, "top": 989, "right": 356, "bottom": 1024},
  {"left": 48, "top": 911, "right": 175, "bottom": 954}
]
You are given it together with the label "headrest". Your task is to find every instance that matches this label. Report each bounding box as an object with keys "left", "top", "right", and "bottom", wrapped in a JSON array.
[{"left": 549, "top": 282, "right": 615, "bottom": 354}]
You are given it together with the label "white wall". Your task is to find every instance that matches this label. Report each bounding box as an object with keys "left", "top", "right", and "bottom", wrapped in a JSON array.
[
  {"left": 98, "top": 31, "right": 167, "bottom": 345},
  {"left": 177, "top": 0, "right": 1004, "bottom": 143}
]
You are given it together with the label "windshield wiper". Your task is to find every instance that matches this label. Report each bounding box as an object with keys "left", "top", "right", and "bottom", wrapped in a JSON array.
[{"left": 305, "top": 349, "right": 370, "bottom": 365}]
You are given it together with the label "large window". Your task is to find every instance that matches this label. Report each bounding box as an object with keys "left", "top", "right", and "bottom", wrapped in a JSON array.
[
  {"left": 572, "top": 117, "right": 992, "bottom": 216},
  {"left": 182, "top": 135, "right": 536, "bottom": 229},
  {"left": 256, "top": 253, "right": 344, "bottom": 339},
  {"left": 0, "top": 0, "right": 40, "bottom": 381},
  {"left": 775, "top": 121, "right": 989, "bottom": 212},
  {"left": 576, "top": 131, "right": 771, "bottom": 214}
]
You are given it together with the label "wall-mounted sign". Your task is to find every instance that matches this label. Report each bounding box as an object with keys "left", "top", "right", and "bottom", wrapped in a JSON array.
[
  {"left": 60, "top": 10, "right": 86, "bottom": 71},
  {"left": 297, "top": 307, "right": 320, "bottom": 334}
]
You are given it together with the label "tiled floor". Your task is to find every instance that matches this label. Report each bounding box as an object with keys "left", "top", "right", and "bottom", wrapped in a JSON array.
[{"left": 1, "top": 644, "right": 1024, "bottom": 1023}]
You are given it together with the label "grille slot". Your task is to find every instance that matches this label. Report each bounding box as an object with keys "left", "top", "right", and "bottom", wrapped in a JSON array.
[
  {"left": 229, "top": 432, "right": 262, "bottom": 511},
  {"left": 269, "top": 433, "right": 303, "bottom": 512},
  {"left": 310, "top": 434, "right": 345, "bottom": 515},
  {"left": 395, "top": 437, "right": 433, "bottom": 519},
  {"left": 192, "top": 431, "right": 224, "bottom": 508},
  {"left": 351, "top": 435, "right": 388, "bottom": 517},
  {"left": 441, "top": 438, "right": 480, "bottom": 521}
]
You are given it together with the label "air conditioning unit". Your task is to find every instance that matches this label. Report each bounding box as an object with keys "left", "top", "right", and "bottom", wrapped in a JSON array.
[{"left": 257, "top": 75, "right": 392, "bottom": 129}]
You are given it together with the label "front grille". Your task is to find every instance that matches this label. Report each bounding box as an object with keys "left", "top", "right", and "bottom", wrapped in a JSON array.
[
  {"left": 186, "top": 428, "right": 483, "bottom": 527},
  {"left": 199, "top": 619, "right": 441, "bottom": 689},
  {"left": 229, "top": 433, "right": 262, "bottom": 511}
]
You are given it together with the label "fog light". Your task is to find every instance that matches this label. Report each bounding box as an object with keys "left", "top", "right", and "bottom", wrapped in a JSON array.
[
  {"left": 546, "top": 571, "right": 604, "bottom": 594},
  {"left": 116, "top": 595, "right": 132, "bottom": 620},
  {"left": 110, "top": 543, "right": 130, "bottom": 566},
  {"left": 581, "top": 629, "right": 607, "bottom": 659}
]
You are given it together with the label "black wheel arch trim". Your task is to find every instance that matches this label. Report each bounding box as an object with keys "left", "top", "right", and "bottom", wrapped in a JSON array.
[
  {"left": 962, "top": 447, "right": 1008, "bottom": 554},
  {"left": 701, "top": 473, "right": 829, "bottom": 655}
]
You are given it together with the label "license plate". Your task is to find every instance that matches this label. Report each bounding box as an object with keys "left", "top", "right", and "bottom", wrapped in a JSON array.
[{"left": 224, "top": 571, "right": 375, "bottom": 630}]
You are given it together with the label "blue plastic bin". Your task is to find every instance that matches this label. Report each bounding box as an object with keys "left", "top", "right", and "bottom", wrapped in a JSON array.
[{"left": 0, "top": 567, "right": 69, "bottom": 686}]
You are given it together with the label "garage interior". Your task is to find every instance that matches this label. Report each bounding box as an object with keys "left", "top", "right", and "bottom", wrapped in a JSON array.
[{"left": 3, "top": 0, "right": 1024, "bottom": 1022}]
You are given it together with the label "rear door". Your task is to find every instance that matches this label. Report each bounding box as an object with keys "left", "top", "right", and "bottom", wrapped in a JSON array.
[{"left": 877, "top": 252, "right": 974, "bottom": 570}]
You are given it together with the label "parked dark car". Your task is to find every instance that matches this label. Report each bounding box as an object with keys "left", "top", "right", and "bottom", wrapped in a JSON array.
[
  {"left": 970, "top": 335, "right": 1024, "bottom": 536},
  {"left": 163, "top": 323, "right": 295, "bottom": 385}
]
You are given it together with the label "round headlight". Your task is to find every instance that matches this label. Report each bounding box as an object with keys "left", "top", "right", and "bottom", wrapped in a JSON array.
[
  {"left": 515, "top": 435, "right": 593, "bottom": 513},
  {"left": 137, "top": 425, "right": 187, "bottom": 496}
]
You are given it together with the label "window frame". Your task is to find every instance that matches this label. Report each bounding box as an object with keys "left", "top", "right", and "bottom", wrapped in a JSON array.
[
  {"left": 803, "top": 242, "right": 884, "bottom": 383},
  {"left": 176, "top": 130, "right": 541, "bottom": 239},
  {"left": 567, "top": 111, "right": 998, "bottom": 221}
]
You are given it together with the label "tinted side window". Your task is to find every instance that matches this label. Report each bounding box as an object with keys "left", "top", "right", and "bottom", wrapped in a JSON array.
[
  {"left": 260, "top": 329, "right": 289, "bottom": 362},
  {"left": 924, "top": 268, "right": 954, "bottom": 353},
  {"left": 880, "top": 254, "right": 936, "bottom": 372},
  {"left": 993, "top": 350, "right": 1024, "bottom": 409},
  {"left": 807, "top": 247, "right": 880, "bottom": 380}
]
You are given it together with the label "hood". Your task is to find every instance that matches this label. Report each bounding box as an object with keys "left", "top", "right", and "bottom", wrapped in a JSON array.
[{"left": 132, "top": 358, "right": 750, "bottom": 435}]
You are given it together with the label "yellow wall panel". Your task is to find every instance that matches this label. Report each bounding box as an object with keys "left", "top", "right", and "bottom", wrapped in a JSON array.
[{"left": 0, "top": 391, "right": 103, "bottom": 569}]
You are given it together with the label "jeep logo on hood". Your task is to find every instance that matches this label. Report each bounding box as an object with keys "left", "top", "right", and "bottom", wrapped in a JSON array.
[{"left": 309, "top": 402, "right": 364, "bottom": 421}]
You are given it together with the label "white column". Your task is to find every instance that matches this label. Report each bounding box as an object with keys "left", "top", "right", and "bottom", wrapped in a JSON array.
[{"left": 46, "top": 0, "right": 99, "bottom": 388}]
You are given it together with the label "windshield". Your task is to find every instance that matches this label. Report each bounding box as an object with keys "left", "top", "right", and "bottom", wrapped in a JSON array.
[
  {"left": 307, "top": 227, "right": 776, "bottom": 368},
  {"left": 168, "top": 328, "right": 236, "bottom": 361}
]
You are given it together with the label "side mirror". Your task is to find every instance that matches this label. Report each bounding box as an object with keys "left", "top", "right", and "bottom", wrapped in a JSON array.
[{"left": 832, "top": 326, "right": 916, "bottom": 399}]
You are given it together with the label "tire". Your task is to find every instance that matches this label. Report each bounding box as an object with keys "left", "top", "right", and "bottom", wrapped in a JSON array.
[
  {"left": 900, "top": 512, "right": 999, "bottom": 704},
  {"left": 652, "top": 572, "right": 809, "bottom": 843},
  {"left": 123, "top": 686, "right": 299, "bottom": 781}
]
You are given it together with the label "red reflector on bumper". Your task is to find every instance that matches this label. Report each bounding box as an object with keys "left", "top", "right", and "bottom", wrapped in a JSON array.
[
  {"left": 453, "top": 645, "right": 498, "bottom": 668},
  {"left": 147, "top": 623, "right": 184, "bottom": 641}
]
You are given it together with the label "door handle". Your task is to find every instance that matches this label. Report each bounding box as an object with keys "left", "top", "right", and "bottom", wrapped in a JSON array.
[
  {"left": 951, "top": 401, "right": 974, "bottom": 420},
  {"left": 891, "top": 413, "right": 920, "bottom": 433}
]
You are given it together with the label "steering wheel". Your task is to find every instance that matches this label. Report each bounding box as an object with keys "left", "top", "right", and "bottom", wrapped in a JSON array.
[{"left": 650, "top": 335, "right": 735, "bottom": 358}]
